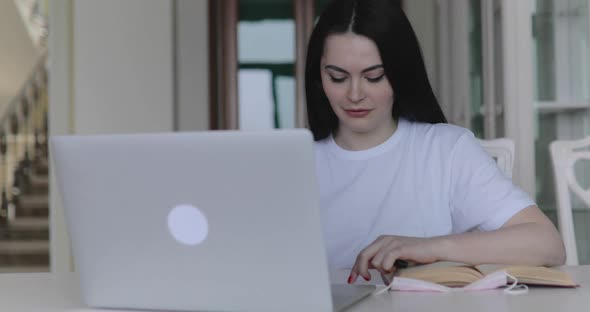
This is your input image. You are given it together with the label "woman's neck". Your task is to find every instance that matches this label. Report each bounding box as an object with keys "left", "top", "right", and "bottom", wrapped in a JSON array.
[{"left": 334, "top": 119, "right": 398, "bottom": 151}]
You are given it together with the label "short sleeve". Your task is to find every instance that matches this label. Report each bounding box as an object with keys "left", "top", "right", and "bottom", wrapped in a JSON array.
[{"left": 449, "top": 132, "right": 535, "bottom": 233}]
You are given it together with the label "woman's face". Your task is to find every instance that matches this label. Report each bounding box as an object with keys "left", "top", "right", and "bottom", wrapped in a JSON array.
[{"left": 321, "top": 33, "right": 394, "bottom": 136}]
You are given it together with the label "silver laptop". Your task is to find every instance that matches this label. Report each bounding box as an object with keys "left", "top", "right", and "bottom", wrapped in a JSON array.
[{"left": 51, "top": 129, "right": 373, "bottom": 312}]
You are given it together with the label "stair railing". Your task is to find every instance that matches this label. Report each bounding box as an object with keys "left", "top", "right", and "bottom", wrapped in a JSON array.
[{"left": 0, "top": 55, "right": 48, "bottom": 225}]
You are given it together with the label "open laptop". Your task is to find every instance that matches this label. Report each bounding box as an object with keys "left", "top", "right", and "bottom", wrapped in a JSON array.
[{"left": 51, "top": 129, "right": 374, "bottom": 312}]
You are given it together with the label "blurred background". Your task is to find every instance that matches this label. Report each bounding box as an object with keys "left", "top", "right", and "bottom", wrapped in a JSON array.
[{"left": 0, "top": 0, "right": 588, "bottom": 272}]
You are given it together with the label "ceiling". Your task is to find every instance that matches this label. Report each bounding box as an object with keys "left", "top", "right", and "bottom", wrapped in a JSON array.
[{"left": 0, "top": 0, "right": 41, "bottom": 114}]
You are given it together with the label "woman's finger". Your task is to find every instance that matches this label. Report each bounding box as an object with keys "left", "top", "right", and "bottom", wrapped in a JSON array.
[
  {"left": 380, "top": 271, "right": 396, "bottom": 285},
  {"left": 352, "top": 237, "right": 389, "bottom": 281},
  {"left": 348, "top": 264, "right": 358, "bottom": 284},
  {"left": 371, "top": 241, "right": 399, "bottom": 273},
  {"left": 381, "top": 248, "right": 402, "bottom": 273}
]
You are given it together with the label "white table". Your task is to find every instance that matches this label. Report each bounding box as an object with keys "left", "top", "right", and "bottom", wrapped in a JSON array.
[
  {"left": 348, "top": 265, "right": 590, "bottom": 311},
  {"left": 1, "top": 266, "right": 589, "bottom": 311}
]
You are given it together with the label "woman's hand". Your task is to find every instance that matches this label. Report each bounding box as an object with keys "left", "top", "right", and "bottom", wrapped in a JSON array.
[
  {"left": 348, "top": 207, "right": 566, "bottom": 284},
  {"left": 348, "top": 235, "right": 442, "bottom": 284}
]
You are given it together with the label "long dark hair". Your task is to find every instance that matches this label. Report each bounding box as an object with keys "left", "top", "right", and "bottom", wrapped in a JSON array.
[{"left": 305, "top": 0, "right": 447, "bottom": 141}]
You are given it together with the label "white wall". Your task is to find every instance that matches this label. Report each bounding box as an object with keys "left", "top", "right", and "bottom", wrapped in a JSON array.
[
  {"left": 73, "top": 0, "right": 174, "bottom": 134},
  {"left": 176, "top": 0, "right": 209, "bottom": 131},
  {"left": 0, "top": 96, "right": 12, "bottom": 118},
  {"left": 49, "top": 0, "right": 209, "bottom": 271},
  {"left": 48, "top": 0, "right": 74, "bottom": 273},
  {"left": 0, "top": 0, "right": 41, "bottom": 115}
]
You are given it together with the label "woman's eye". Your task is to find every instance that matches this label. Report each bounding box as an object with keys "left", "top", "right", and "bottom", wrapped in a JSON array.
[
  {"left": 329, "top": 75, "right": 346, "bottom": 83},
  {"left": 366, "top": 74, "right": 385, "bottom": 83}
]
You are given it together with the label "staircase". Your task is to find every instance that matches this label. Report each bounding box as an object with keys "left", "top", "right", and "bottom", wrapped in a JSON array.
[
  {"left": 0, "top": 157, "right": 49, "bottom": 273},
  {"left": 0, "top": 58, "right": 50, "bottom": 273}
]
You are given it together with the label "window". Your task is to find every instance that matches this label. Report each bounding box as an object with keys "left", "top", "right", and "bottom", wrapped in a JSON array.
[{"left": 209, "top": 0, "right": 316, "bottom": 130}]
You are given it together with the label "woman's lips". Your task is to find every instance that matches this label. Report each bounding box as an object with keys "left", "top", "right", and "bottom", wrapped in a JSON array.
[{"left": 344, "top": 109, "right": 372, "bottom": 118}]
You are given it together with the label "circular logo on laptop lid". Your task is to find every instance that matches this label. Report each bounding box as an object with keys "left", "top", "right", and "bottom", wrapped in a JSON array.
[{"left": 167, "top": 204, "right": 209, "bottom": 245}]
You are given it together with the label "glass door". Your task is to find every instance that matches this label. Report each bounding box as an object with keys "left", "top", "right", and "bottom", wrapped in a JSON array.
[
  {"left": 533, "top": 0, "right": 590, "bottom": 264},
  {"left": 437, "top": 0, "right": 508, "bottom": 140},
  {"left": 237, "top": 0, "right": 296, "bottom": 130}
]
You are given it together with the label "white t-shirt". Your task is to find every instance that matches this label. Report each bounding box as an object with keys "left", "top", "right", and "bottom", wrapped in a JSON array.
[{"left": 313, "top": 118, "right": 535, "bottom": 269}]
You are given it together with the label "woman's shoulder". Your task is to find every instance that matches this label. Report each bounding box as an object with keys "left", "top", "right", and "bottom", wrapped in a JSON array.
[{"left": 405, "top": 119, "right": 474, "bottom": 147}]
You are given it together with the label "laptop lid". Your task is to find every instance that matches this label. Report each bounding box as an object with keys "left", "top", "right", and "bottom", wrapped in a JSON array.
[{"left": 51, "top": 130, "right": 333, "bottom": 312}]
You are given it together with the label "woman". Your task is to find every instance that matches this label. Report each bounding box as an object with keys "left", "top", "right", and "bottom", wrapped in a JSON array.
[{"left": 305, "top": 0, "right": 566, "bottom": 284}]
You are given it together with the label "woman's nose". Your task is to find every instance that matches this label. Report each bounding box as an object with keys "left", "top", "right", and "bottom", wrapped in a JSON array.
[{"left": 347, "top": 80, "right": 366, "bottom": 103}]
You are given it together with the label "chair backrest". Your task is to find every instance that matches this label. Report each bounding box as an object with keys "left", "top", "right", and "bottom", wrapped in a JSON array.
[
  {"left": 478, "top": 138, "right": 515, "bottom": 179},
  {"left": 549, "top": 136, "right": 590, "bottom": 265}
]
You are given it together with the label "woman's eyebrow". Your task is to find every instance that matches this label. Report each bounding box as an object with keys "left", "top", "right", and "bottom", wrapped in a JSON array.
[
  {"left": 361, "top": 64, "right": 384, "bottom": 73},
  {"left": 324, "top": 65, "right": 349, "bottom": 74},
  {"left": 324, "top": 64, "right": 384, "bottom": 74}
]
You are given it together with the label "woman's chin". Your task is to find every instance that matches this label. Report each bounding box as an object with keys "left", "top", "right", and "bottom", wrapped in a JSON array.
[{"left": 341, "top": 124, "right": 375, "bottom": 136}]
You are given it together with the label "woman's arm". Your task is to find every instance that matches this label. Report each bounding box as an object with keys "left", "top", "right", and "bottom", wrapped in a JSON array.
[
  {"left": 437, "top": 205, "right": 565, "bottom": 266},
  {"left": 349, "top": 205, "right": 566, "bottom": 283}
]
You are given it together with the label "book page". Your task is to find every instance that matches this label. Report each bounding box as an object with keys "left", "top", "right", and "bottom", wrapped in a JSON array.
[
  {"left": 397, "top": 262, "right": 483, "bottom": 287},
  {"left": 475, "top": 264, "right": 577, "bottom": 287}
]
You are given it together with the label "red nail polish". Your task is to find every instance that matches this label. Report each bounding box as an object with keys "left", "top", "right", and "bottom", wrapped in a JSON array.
[
  {"left": 364, "top": 275, "right": 370, "bottom": 281},
  {"left": 348, "top": 275, "right": 353, "bottom": 284}
]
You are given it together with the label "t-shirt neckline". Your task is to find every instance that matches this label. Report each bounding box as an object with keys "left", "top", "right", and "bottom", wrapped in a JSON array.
[{"left": 327, "top": 118, "right": 408, "bottom": 160}]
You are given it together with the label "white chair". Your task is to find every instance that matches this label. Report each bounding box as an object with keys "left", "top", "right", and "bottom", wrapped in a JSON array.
[
  {"left": 465, "top": 138, "right": 515, "bottom": 234},
  {"left": 478, "top": 138, "right": 515, "bottom": 179},
  {"left": 550, "top": 136, "right": 590, "bottom": 265}
]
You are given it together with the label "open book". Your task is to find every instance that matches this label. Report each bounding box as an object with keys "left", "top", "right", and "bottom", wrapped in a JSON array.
[{"left": 394, "top": 261, "right": 577, "bottom": 288}]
